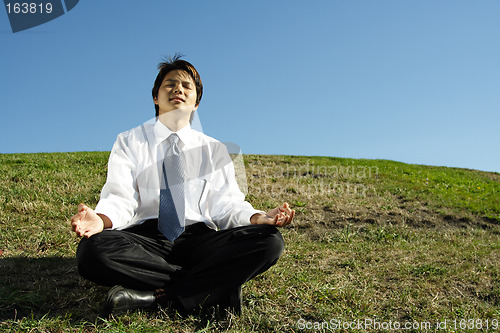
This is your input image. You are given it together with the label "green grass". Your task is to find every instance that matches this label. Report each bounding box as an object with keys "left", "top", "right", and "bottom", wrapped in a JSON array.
[{"left": 0, "top": 152, "right": 499, "bottom": 332}]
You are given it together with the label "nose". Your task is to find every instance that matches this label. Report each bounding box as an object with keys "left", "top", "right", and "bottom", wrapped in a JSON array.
[{"left": 173, "top": 82, "right": 183, "bottom": 94}]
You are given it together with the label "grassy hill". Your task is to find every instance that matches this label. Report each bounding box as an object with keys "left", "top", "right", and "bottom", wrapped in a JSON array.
[{"left": 0, "top": 152, "right": 499, "bottom": 332}]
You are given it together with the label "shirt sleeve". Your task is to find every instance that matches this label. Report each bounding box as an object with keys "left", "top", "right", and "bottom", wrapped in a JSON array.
[
  {"left": 206, "top": 142, "right": 263, "bottom": 229},
  {"left": 95, "top": 132, "right": 139, "bottom": 230}
]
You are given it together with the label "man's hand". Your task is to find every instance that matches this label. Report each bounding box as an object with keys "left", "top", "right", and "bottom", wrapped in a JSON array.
[
  {"left": 71, "top": 203, "right": 108, "bottom": 238},
  {"left": 251, "top": 202, "right": 295, "bottom": 227}
]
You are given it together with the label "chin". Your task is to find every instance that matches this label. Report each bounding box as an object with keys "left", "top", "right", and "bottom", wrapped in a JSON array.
[{"left": 160, "top": 107, "right": 193, "bottom": 116}]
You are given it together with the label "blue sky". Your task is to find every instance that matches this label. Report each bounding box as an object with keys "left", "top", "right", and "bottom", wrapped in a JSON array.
[{"left": 1, "top": 1, "right": 499, "bottom": 173}]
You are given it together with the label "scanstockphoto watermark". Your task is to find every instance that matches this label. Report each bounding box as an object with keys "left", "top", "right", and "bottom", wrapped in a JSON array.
[
  {"left": 3, "top": 0, "right": 80, "bottom": 33},
  {"left": 249, "top": 162, "right": 379, "bottom": 197},
  {"left": 297, "top": 318, "right": 500, "bottom": 331}
]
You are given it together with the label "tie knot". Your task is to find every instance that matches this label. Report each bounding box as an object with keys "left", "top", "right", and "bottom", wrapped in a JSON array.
[
  {"left": 167, "top": 134, "right": 181, "bottom": 155},
  {"left": 168, "top": 134, "right": 180, "bottom": 145}
]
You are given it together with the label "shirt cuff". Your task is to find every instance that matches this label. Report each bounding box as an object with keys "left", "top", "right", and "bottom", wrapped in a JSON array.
[
  {"left": 239, "top": 208, "right": 265, "bottom": 226},
  {"left": 95, "top": 200, "right": 125, "bottom": 230}
]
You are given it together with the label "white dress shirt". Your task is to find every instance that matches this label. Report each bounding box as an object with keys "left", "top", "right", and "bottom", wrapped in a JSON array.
[{"left": 95, "top": 120, "right": 262, "bottom": 231}]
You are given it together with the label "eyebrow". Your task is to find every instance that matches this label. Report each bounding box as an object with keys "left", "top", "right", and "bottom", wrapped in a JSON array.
[{"left": 163, "top": 79, "right": 193, "bottom": 85}]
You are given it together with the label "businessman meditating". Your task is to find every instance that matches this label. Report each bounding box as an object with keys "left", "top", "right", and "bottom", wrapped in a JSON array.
[{"left": 71, "top": 55, "right": 294, "bottom": 316}]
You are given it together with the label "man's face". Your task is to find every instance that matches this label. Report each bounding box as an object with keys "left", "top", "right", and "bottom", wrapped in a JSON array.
[{"left": 154, "top": 69, "right": 198, "bottom": 115}]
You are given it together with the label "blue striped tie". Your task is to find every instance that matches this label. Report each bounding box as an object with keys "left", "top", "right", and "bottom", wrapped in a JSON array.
[{"left": 158, "top": 134, "right": 185, "bottom": 241}]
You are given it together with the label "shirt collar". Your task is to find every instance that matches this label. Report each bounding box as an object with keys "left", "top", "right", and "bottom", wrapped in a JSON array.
[{"left": 153, "top": 120, "right": 196, "bottom": 147}]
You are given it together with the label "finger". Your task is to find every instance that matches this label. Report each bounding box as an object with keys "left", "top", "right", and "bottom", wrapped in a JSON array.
[
  {"left": 74, "top": 224, "right": 83, "bottom": 237},
  {"left": 285, "top": 210, "right": 295, "bottom": 225},
  {"left": 72, "top": 220, "right": 87, "bottom": 237},
  {"left": 282, "top": 205, "right": 293, "bottom": 216},
  {"left": 76, "top": 224, "right": 88, "bottom": 237},
  {"left": 278, "top": 211, "right": 287, "bottom": 226},
  {"left": 78, "top": 203, "right": 90, "bottom": 214},
  {"left": 281, "top": 209, "right": 294, "bottom": 226},
  {"left": 277, "top": 204, "right": 292, "bottom": 225},
  {"left": 274, "top": 206, "right": 282, "bottom": 216},
  {"left": 70, "top": 212, "right": 84, "bottom": 223},
  {"left": 274, "top": 212, "right": 283, "bottom": 226},
  {"left": 80, "top": 204, "right": 92, "bottom": 222}
]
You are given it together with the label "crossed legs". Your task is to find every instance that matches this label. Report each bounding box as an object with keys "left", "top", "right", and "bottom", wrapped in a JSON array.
[{"left": 76, "top": 220, "right": 284, "bottom": 313}]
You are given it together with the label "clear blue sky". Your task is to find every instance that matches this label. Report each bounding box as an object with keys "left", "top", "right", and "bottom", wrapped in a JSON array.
[{"left": 1, "top": 1, "right": 499, "bottom": 173}]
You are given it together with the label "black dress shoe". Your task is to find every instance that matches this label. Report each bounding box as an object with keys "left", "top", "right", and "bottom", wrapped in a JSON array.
[
  {"left": 202, "top": 286, "right": 242, "bottom": 318},
  {"left": 224, "top": 285, "right": 242, "bottom": 315},
  {"left": 101, "top": 285, "right": 157, "bottom": 317}
]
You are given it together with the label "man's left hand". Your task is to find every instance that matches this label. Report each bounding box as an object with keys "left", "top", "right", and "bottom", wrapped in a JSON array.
[{"left": 251, "top": 202, "right": 295, "bottom": 227}]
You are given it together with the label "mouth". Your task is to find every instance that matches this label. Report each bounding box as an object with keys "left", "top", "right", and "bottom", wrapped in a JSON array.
[{"left": 170, "top": 96, "right": 185, "bottom": 103}]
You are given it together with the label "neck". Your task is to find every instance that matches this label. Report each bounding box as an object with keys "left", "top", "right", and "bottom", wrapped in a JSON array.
[{"left": 158, "top": 109, "right": 191, "bottom": 132}]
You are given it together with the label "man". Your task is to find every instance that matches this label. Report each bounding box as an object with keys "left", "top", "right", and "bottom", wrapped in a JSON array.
[{"left": 71, "top": 55, "right": 294, "bottom": 317}]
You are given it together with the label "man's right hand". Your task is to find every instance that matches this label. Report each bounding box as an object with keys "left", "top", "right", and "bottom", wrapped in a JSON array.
[{"left": 71, "top": 203, "right": 106, "bottom": 238}]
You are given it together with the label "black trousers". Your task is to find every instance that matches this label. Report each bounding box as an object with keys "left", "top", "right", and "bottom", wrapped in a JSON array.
[{"left": 76, "top": 220, "right": 284, "bottom": 312}]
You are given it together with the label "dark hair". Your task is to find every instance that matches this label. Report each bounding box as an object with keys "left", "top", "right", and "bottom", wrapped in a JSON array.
[{"left": 152, "top": 53, "right": 203, "bottom": 117}]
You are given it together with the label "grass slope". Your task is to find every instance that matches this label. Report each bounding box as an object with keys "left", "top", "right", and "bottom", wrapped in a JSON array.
[{"left": 0, "top": 152, "right": 499, "bottom": 332}]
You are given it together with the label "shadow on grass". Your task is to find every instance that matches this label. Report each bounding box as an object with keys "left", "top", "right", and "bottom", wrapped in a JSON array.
[
  {"left": 0, "top": 257, "right": 237, "bottom": 330},
  {"left": 0, "top": 256, "right": 106, "bottom": 323}
]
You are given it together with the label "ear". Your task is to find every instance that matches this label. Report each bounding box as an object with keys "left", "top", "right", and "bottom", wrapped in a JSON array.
[
  {"left": 193, "top": 104, "right": 199, "bottom": 111},
  {"left": 153, "top": 97, "right": 158, "bottom": 105}
]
